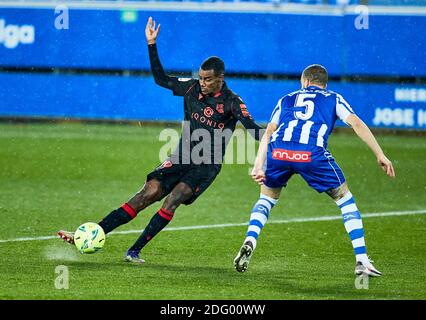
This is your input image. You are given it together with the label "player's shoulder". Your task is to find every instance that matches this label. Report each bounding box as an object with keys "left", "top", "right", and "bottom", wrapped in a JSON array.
[
  {"left": 332, "top": 90, "right": 353, "bottom": 111},
  {"left": 176, "top": 77, "right": 197, "bottom": 87},
  {"left": 176, "top": 77, "right": 198, "bottom": 87},
  {"left": 283, "top": 89, "right": 306, "bottom": 98},
  {"left": 177, "top": 77, "right": 195, "bottom": 83},
  {"left": 327, "top": 89, "right": 340, "bottom": 97},
  {"left": 225, "top": 89, "right": 248, "bottom": 110},
  {"left": 277, "top": 90, "right": 300, "bottom": 106},
  {"left": 175, "top": 78, "right": 198, "bottom": 95},
  {"left": 328, "top": 90, "right": 352, "bottom": 104},
  {"left": 281, "top": 88, "right": 305, "bottom": 101},
  {"left": 225, "top": 87, "right": 243, "bottom": 102}
]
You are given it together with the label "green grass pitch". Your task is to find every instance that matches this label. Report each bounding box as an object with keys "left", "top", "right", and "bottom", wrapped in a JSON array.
[{"left": 0, "top": 122, "right": 425, "bottom": 300}]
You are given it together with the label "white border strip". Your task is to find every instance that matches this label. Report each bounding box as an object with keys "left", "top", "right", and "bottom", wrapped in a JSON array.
[
  {"left": 0, "top": 1, "right": 425, "bottom": 16},
  {"left": 0, "top": 1, "right": 342, "bottom": 15},
  {"left": 1, "top": 209, "right": 425, "bottom": 244}
]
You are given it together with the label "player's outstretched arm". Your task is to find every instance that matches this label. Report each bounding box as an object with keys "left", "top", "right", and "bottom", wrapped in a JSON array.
[
  {"left": 145, "top": 17, "right": 175, "bottom": 90},
  {"left": 145, "top": 17, "right": 194, "bottom": 96},
  {"left": 251, "top": 122, "right": 277, "bottom": 184},
  {"left": 346, "top": 114, "right": 395, "bottom": 178}
]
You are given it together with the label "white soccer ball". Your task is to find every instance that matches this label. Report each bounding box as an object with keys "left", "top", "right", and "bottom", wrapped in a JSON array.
[{"left": 74, "top": 222, "right": 105, "bottom": 254}]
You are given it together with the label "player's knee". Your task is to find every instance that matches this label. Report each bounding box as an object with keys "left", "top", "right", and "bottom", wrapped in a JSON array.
[
  {"left": 163, "top": 184, "right": 193, "bottom": 212},
  {"left": 327, "top": 182, "right": 349, "bottom": 201},
  {"left": 145, "top": 183, "right": 163, "bottom": 201},
  {"left": 129, "top": 180, "right": 163, "bottom": 211},
  {"left": 174, "top": 183, "right": 193, "bottom": 199}
]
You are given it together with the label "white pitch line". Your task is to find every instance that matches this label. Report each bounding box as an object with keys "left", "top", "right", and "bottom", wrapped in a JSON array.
[{"left": 1, "top": 209, "right": 425, "bottom": 244}]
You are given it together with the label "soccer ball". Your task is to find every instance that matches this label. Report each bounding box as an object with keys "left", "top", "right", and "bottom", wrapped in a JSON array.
[{"left": 74, "top": 222, "right": 105, "bottom": 254}]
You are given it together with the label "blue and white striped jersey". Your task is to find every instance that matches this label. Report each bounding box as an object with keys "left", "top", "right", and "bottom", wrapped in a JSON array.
[{"left": 269, "top": 86, "right": 354, "bottom": 150}]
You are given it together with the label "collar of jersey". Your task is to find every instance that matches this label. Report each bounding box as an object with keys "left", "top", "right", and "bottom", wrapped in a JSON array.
[
  {"left": 305, "top": 85, "right": 326, "bottom": 91},
  {"left": 198, "top": 82, "right": 227, "bottom": 100}
]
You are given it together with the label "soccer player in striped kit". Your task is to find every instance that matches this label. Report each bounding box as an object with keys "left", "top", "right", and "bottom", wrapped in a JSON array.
[{"left": 234, "top": 64, "right": 395, "bottom": 277}]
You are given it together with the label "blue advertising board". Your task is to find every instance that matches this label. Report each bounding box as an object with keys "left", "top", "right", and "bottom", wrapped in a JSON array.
[
  {"left": 0, "top": 6, "right": 425, "bottom": 76},
  {"left": 0, "top": 72, "right": 425, "bottom": 130}
]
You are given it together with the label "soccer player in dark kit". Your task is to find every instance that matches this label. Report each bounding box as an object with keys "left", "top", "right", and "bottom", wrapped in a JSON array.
[{"left": 58, "top": 17, "right": 264, "bottom": 263}]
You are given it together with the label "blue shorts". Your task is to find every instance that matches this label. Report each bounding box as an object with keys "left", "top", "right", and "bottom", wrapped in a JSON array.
[{"left": 264, "top": 142, "right": 346, "bottom": 193}]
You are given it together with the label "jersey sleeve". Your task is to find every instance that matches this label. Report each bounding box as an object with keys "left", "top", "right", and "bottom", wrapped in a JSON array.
[
  {"left": 169, "top": 78, "right": 197, "bottom": 96},
  {"left": 231, "top": 96, "right": 264, "bottom": 141},
  {"left": 269, "top": 97, "right": 284, "bottom": 125},
  {"left": 335, "top": 93, "right": 355, "bottom": 124},
  {"left": 148, "top": 43, "right": 196, "bottom": 96}
]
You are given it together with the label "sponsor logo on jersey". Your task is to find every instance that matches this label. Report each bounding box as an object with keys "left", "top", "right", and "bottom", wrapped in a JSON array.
[
  {"left": 203, "top": 106, "right": 214, "bottom": 118},
  {"left": 272, "top": 149, "right": 311, "bottom": 162},
  {"left": 191, "top": 112, "right": 225, "bottom": 129},
  {"left": 216, "top": 104, "right": 224, "bottom": 114}
]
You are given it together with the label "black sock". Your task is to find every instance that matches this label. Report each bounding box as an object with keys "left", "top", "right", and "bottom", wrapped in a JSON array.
[
  {"left": 128, "top": 208, "right": 174, "bottom": 253},
  {"left": 98, "top": 203, "right": 137, "bottom": 234}
]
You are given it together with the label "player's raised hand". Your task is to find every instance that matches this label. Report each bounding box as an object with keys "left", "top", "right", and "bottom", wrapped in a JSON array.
[
  {"left": 145, "top": 17, "right": 160, "bottom": 45},
  {"left": 251, "top": 167, "right": 266, "bottom": 185},
  {"left": 377, "top": 153, "right": 395, "bottom": 178}
]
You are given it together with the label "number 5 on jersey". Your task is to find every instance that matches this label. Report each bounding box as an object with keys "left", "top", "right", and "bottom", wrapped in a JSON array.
[{"left": 294, "top": 93, "right": 316, "bottom": 120}]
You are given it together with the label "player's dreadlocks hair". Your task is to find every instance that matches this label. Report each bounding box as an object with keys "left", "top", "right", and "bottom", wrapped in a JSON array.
[
  {"left": 302, "top": 64, "right": 328, "bottom": 87},
  {"left": 201, "top": 56, "right": 225, "bottom": 77}
]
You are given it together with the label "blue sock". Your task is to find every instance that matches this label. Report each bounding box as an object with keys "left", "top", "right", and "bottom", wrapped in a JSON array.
[{"left": 244, "top": 194, "right": 278, "bottom": 250}]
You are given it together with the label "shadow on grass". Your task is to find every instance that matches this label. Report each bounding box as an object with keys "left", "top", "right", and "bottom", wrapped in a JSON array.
[
  {"left": 60, "top": 259, "right": 394, "bottom": 299},
  {"left": 64, "top": 260, "right": 228, "bottom": 274}
]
